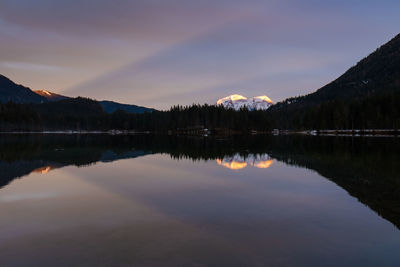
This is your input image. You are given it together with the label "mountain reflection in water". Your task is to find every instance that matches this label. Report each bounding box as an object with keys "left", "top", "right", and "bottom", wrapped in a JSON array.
[
  {"left": 1, "top": 134, "right": 400, "bottom": 266},
  {"left": 32, "top": 166, "right": 54, "bottom": 174},
  {"left": 0, "top": 133, "right": 399, "bottom": 231},
  {"left": 216, "top": 154, "right": 274, "bottom": 170}
]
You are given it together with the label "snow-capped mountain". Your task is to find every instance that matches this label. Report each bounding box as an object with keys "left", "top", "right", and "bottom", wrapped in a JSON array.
[
  {"left": 217, "top": 94, "right": 249, "bottom": 109},
  {"left": 217, "top": 94, "right": 273, "bottom": 110}
]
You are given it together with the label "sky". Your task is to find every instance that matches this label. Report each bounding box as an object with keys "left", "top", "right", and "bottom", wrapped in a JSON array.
[{"left": 0, "top": 0, "right": 399, "bottom": 109}]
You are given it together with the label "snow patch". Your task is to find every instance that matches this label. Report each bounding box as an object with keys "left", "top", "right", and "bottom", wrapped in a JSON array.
[{"left": 217, "top": 94, "right": 274, "bottom": 110}]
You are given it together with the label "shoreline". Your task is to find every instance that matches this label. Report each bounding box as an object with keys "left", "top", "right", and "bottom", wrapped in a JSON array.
[{"left": 0, "top": 129, "right": 399, "bottom": 137}]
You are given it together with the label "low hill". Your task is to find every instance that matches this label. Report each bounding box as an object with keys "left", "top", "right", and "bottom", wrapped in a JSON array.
[
  {"left": 34, "top": 97, "right": 105, "bottom": 116},
  {"left": 99, "top": 100, "right": 154, "bottom": 114}
]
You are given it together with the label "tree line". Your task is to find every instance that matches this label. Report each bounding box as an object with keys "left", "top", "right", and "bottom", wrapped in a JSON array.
[{"left": 0, "top": 90, "right": 399, "bottom": 132}]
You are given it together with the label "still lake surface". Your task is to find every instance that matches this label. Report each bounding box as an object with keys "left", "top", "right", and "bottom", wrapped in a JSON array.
[{"left": 0, "top": 134, "right": 399, "bottom": 266}]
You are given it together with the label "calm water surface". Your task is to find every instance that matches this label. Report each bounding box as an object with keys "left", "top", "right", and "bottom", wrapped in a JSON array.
[{"left": 0, "top": 135, "right": 399, "bottom": 266}]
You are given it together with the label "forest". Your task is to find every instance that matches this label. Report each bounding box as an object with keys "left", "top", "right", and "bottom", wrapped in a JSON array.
[{"left": 0, "top": 88, "right": 400, "bottom": 132}]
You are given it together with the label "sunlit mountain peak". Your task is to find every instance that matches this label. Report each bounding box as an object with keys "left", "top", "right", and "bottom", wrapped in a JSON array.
[
  {"left": 40, "top": 90, "right": 52, "bottom": 96},
  {"left": 217, "top": 94, "right": 273, "bottom": 110},
  {"left": 217, "top": 94, "right": 247, "bottom": 105},
  {"left": 252, "top": 95, "right": 273, "bottom": 104}
]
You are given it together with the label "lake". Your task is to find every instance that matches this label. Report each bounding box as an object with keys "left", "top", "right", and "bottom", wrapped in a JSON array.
[{"left": 0, "top": 134, "right": 399, "bottom": 266}]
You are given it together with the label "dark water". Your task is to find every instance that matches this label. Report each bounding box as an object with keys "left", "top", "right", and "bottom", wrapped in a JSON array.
[{"left": 0, "top": 134, "right": 399, "bottom": 267}]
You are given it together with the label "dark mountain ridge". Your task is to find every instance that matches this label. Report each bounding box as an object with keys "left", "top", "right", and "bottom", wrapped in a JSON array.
[
  {"left": 0, "top": 74, "right": 154, "bottom": 114},
  {"left": 268, "top": 33, "right": 400, "bottom": 129},
  {"left": 0, "top": 74, "right": 47, "bottom": 104},
  {"left": 34, "top": 88, "right": 155, "bottom": 114},
  {"left": 273, "top": 33, "right": 400, "bottom": 110}
]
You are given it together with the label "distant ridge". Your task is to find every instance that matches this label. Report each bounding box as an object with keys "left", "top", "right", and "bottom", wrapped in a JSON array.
[
  {"left": 0, "top": 74, "right": 47, "bottom": 104},
  {"left": 99, "top": 100, "right": 155, "bottom": 114},
  {"left": 35, "top": 88, "right": 155, "bottom": 114},
  {"left": 0, "top": 74, "right": 155, "bottom": 114}
]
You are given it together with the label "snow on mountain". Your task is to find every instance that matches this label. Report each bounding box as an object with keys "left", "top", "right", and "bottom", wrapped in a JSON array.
[
  {"left": 217, "top": 94, "right": 249, "bottom": 110},
  {"left": 217, "top": 94, "right": 273, "bottom": 110},
  {"left": 250, "top": 95, "right": 273, "bottom": 110},
  {"left": 34, "top": 90, "right": 70, "bottom": 101}
]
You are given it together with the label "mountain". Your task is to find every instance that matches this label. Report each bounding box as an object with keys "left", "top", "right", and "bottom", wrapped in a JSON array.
[
  {"left": 35, "top": 88, "right": 154, "bottom": 114},
  {"left": 217, "top": 94, "right": 273, "bottom": 110},
  {"left": 99, "top": 100, "right": 154, "bottom": 114},
  {"left": 34, "top": 90, "right": 70, "bottom": 102},
  {"left": 274, "top": 33, "right": 400, "bottom": 110},
  {"left": 251, "top": 96, "right": 274, "bottom": 110},
  {"left": 35, "top": 89, "right": 153, "bottom": 114},
  {"left": 35, "top": 89, "right": 154, "bottom": 114},
  {"left": 268, "top": 33, "right": 400, "bottom": 130},
  {"left": 0, "top": 74, "right": 155, "bottom": 114},
  {"left": 0, "top": 74, "right": 47, "bottom": 104},
  {"left": 217, "top": 94, "right": 248, "bottom": 109}
]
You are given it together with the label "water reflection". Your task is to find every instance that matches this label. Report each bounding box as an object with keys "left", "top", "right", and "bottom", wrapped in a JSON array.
[
  {"left": 0, "top": 134, "right": 399, "bottom": 230},
  {"left": 32, "top": 166, "right": 54, "bottom": 174},
  {"left": 216, "top": 153, "right": 274, "bottom": 170},
  {"left": 0, "top": 134, "right": 399, "bottom": 266}
]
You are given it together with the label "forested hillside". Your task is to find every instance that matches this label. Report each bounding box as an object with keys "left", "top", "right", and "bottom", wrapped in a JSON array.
[
  {"left": 269, "top": 33, "right": 400, "bottom": 129},
  {"left": 0, "top": 75, "right": 47, "bottom": 104}
]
